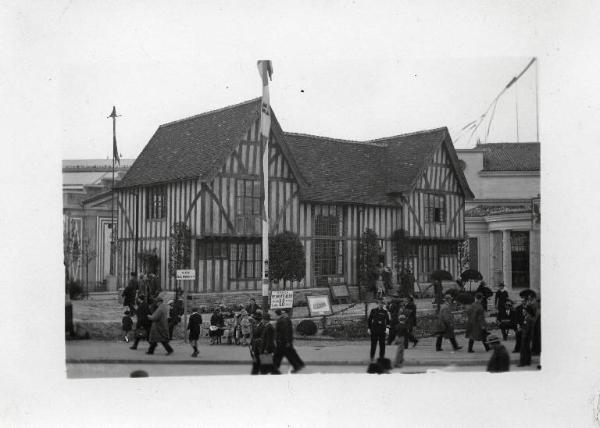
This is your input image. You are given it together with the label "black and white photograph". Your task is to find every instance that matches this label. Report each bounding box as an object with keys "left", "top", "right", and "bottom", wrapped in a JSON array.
[
  {"left": 63, "top": 57, "right": 541, "bottom": 378},
  {"left": 3, "top": 1, "right": 600, "bottom": 427}
]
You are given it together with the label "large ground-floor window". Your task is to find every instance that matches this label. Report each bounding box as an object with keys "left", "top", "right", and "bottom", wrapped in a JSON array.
[
  {"left": 229, "top": 240, "right": 262, "bottom": 280},
  {"left": 511, "top": 231, "right": 530, "bottom": 288}
]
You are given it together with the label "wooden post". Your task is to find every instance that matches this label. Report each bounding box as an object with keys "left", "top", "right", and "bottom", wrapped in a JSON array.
[{"left": 183, "top": 279, "right": 189, "bottom": 344}]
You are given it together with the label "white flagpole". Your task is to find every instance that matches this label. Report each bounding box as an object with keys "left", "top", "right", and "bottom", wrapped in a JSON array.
[{"left": 257, "top": 60, "right": 272, "bottom": 312}]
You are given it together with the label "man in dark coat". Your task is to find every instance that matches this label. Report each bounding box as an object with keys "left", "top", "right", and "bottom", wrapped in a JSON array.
[
  {"left": 403, "top": 295, "right": 419, "bottom": 349},
  {"left": 497, "top": 299, "right": 518, "bottom": 341},
  {"left": 512, "top": 298, "right": 527, "bottom": 353},
  {"left": 476, "top": 281, "right": 493, "bottom": 311},
  {"left": 130, "top": 295, "right": 151, "bottom": 350},
  {"left": 486, "top": 334, "right": 510, "bottom": 372},
  {"left": 368, "top": 299, "right": 390, "bottom": 361},
  {"left": 494, "top": 283, "right": 509, "bottom": 315},
  {"left": 518, "top": 305, "right": 536, "bottom": 366},
  {"left": 250, "top": 312, "right": 264, "bottom": 375},
  {"left": 146, "top": 296, "right": 174, "bottom": 355},
  {"left": 187, "top": 308, "right": 203, "bottom": 357},
  {"left": 273, "top": 309, "right": 305, "bottom": 374},
  {"left": 465, "top": 293, "right": 490, "bottom": 353},
  {"left": 386, "top": 293, "right": 402, "bottom": 346},
  {"left": 167, "top": 300, "right": 181, "bottom": 340},
  {"left": 122, "top": 272, "right": 138, "bottom": 312},
  {"left": 246, "top": 298, "right": 260, "bottom": 315},
  {"left": 259, "top": 313, "right": 276, "bottom": 374},
  {"left": 435, "top": 295, "right": 462, "bottom": 351}
]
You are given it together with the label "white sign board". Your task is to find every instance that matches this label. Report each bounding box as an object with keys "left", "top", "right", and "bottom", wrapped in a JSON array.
[
  {"left": 176, "top": 269, "right": 196, "bottom": 281},
  {"left": 270, "top": 290, "right": 294, "bottom": 309},
  {"left": 306, "top": 295, "right": 332, "bottom": 317}
]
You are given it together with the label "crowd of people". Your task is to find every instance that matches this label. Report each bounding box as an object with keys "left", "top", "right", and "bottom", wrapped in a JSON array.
[
  {"left": 366, "top": 281, "right": 541, "bottom": 373},
  {"left": 121, "top": 274, "right": 305, "bottom": 374},
  {"left": 121, "top": 271, "right": 540, "bottom": 374}
]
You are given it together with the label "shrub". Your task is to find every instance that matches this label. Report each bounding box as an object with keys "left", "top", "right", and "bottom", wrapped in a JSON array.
[
  {"left": 296, "top": 320, "right": 318, "bottom": 336},
  {"left": 67, "top": 279, "right": 84, "bottom": 300},
  {"left": 269, "top": 232, "right": 306, "bottom": 285},
  {"left": 322, "top": 320, "right": 369, "bottom": 339}
]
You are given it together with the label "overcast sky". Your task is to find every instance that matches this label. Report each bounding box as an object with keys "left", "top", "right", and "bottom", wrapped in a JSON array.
[{"left": 55, "top": 4, "right": 540, "bottom": 160}]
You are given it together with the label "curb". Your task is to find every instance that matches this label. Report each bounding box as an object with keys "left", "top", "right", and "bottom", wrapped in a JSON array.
[{"left": 66, "top": 356, "right": 529, "bottom": 367}]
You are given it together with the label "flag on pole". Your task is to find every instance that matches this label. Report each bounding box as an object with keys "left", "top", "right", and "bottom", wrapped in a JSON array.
[
  {"left": 257, "top": 60, "right": 272, "bottom": 292},
  {"left": 109, "top": 106, "right": 120, "bottom": 165}
]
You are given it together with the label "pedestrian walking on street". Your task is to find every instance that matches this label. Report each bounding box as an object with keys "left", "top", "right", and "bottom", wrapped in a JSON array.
[
  {"left": 130, "top": 295, "right": 151, "bottom": 350},
  {"left": 250, "top": 312, "right": 264, "bottom": 375},
  {"left": 403, "top": 295, "right": 419, "bottom": 349},
  {"left": 167, "top": 300, "right": 181, "bottom": 340},
  {"left": 146, "top": 296, "right": 174, "bottom": 355},
  {"left": 435, "top": 295, "right": 462, "bottom": 352},
  {"left": 512, "top": 298, "right": 527, "bottom": 353},
  {"left": 386, "top": 293, "right": 402, "bottom": 346},
  {"left": 187, "top": 308, "right": 202, "bottom": 357},
  {"left": 368, "top": 298, "right": 390, "bottom": 361},
  {"left": 518, "top": 305, "right": 536, "bottom": 367},
  {"left": 122, "top": 272, "right": 138, "bottom": 313},
  {"left": 258, "top": 313, "right": 276, "bottom": 374},
  {"left": 476, "top": 281, "right": 493, "bottom": 312},
  {"left": 486, "top": 334, "right": 510, "bottom": 373},
  {"left": 494, "top": 283, "right": 509, "bottom": 315},
  {"left": 273, "top": 309, "right": 305, "bottom": 374},
  {"left": 465, "top": 293, "right": 490, "bottom": 353},
  {"left": 121, "top": 310, "right": 133, "bottom": 343}
]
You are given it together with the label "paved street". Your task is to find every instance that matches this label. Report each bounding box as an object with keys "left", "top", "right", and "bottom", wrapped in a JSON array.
[{"left": 66, "top": 334, "right": 539, "bottom": 378}]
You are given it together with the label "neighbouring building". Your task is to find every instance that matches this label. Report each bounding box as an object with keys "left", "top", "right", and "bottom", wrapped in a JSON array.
[
  {"left": 63, "top": 158, "right": 134, "bottom": 292},
  {"left": 115, "top": 98, "right": 473, "bottom": 300},
  {"left": 456, "top": 143, "right": 540, "bottom": 294}
]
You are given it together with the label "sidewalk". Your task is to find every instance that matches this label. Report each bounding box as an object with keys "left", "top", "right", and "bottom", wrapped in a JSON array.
[{"left": 66, "top": 336, "right": 540, "bottom": 367}]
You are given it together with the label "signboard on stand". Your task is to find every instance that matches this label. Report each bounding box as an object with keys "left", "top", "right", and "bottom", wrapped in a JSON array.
[
  {"left": 176, "top": 269, "right": 195, "bottom": 343},
  {"left": 306, "top": 295, "right": 332, "bottom": 317},
  {"left": 270, "top": 290, "right": 294, "bottom": 309}
]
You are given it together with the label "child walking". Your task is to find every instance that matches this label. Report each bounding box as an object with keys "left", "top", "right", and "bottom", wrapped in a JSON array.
[
  {"left": 122, "top": 310, "right": 133, "bottom": 343},
  {"left": 187, "top": 308, "right": 203, "bottom": 357}
]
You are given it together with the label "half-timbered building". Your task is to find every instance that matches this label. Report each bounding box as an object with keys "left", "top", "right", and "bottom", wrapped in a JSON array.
[{"left": 115, "top": 98, "right": 473, "bottom": 296}]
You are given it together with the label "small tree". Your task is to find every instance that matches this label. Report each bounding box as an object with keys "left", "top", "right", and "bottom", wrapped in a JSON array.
[
  {"left": 269, "top": 231, "right": 306, "bottom": 288},
  {"left": 169, "top": 222, "right": 191, "bottom": 276},
  {"left": 358, "top": 228, "right": 381, "bottom": 291}
]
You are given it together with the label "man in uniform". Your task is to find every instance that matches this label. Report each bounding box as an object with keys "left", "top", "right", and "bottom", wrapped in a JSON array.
[
  {"left": 368, "top": 298, "right": 390, "bottom": 362},
  {"left": 273, "top": 309, "right": 305, "bottom": 374}
]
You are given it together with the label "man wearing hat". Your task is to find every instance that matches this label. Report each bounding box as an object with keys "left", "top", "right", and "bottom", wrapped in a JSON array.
[
  {"left": 494, "top": 283, "right": 509, "bottom": 315},
  {"left": 273, "top": 309, "right": 305, "bottom": 374},
  {"left": 146, "top": 295, "right": 174, "bottom": 355},
  {"left": 250, "top": 311, "right": 264, "bottom": 374},
  {"left": 368, "top": 298, "right": 390, "bottom": 362},
  {"left": 486, "top": 334, "right": 510, "bottom": 372},
  {"left": 435, "top": 295, "right": 462, "bottom": 352}
]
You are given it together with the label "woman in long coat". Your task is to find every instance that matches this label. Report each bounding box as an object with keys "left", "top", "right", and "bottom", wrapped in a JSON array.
[
  {"left": 146, "top": 296, "right": 173, "bottom": 355},
  {"left": 465, "top": 293, "right": 490, "bottom": 352}
]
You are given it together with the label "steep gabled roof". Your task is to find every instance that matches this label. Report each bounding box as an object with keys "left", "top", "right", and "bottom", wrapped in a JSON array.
[
  {"left": 284, "top": 133, "right": 389, "bottom": 205},
  {"left": 477, "top": 142, "right": 540, "bottom": 171},
  {"left": 117, "top": 98, "right": 262, "bottom": 188},
  {"left": 285, "top": 127, "right": 473, "bottom": 204},
  {"left": 117, "top": 98, "right": 472, "bottom": 205}
]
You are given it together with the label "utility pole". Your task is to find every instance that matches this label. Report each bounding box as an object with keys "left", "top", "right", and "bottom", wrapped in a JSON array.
[{"left": 108, "top": 107, "right": 120, "bottom": 279}]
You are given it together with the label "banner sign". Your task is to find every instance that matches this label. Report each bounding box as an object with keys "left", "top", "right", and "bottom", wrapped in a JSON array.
[
  {"left": 176, "top": 269, "right": 195, "bottom": 281},
  {"left": 270, "top": 290, "right": 294, "bottom": 309},
  {"left": 306, "top": 295, "right": 332, "bottom": 317}
]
